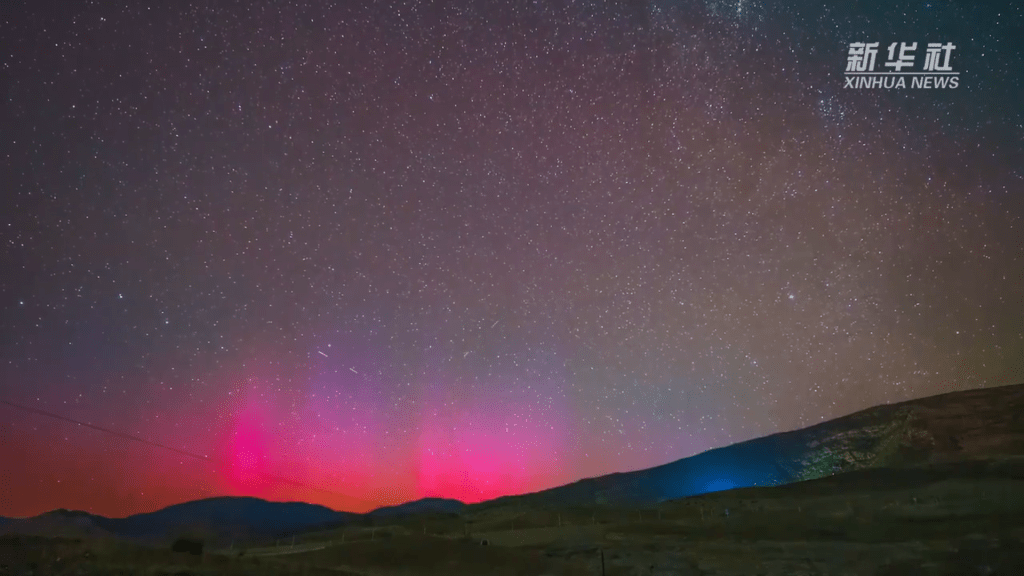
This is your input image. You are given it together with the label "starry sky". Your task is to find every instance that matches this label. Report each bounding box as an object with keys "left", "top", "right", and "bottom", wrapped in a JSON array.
[{"left": 2, "top": 0, "right": 1022, "bottom": 519}]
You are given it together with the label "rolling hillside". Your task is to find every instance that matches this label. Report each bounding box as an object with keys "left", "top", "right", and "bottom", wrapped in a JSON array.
[
  {"left": 4, "top": 382, "right": 1022, "bottom": 549},
  {"left": 473, "top": 382, "right": 1024, "bottom": 508}
]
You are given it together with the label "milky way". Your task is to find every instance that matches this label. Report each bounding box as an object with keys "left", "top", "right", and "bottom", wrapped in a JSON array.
[{"left": 2, "top": 1, "right": 1022, "bottom": 517}]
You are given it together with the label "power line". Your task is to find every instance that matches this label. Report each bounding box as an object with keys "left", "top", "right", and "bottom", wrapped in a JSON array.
[
  {"left": 0, "top": 398, "right": 383, "bottom": 508},
  {"left": 2, "top": 399, "right": 213, "bottom": 462}
]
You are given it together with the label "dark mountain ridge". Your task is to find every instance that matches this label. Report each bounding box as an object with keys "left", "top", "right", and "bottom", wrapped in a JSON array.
[
  {"left": 4, "top": 382, "right": 1022, "bottom": 544},
  {"left": 470, "top": 382, "right": 1024, "bottom": 509},
  {"left": 367, "top": 497, "right": 466, "bottom": 517},
  {"left": 0, "top": 497, "right": 359, "bottom": 545}
]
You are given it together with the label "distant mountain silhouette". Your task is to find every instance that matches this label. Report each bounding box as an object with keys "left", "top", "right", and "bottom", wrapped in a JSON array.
[
  {"left": 367, "top": 497, "right": 465, "bottom": 517},
  {"left": 110, "top": 496, "right": 360, "bottom": 542},
  {"left": 477, "top": 382, "right": 1024, "bottom": 508},
  {"left": 0, "top": 509, "right": 114, "bottom": 540},
  {"left": 4, "top": 383, "right": 1022, "bottom": 544},
  {"left": 1, "top": 497, "right": 358, "bottom": 545}
]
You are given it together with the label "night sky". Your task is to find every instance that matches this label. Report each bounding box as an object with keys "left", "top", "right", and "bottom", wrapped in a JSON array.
[{"left": 2, "top": 0, "right": 1022, "bottom": 519}]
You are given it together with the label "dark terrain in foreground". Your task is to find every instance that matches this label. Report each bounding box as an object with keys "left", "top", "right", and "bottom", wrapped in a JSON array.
[
  {"left": 3, "top": 457, "right": 1024, "bottom": 575},
  {"left": 3, "top": 383, "right": 1024, "bottom": 575}
]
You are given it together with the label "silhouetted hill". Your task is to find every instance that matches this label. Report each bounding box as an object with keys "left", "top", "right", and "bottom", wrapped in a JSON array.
[
  {"left": 104, "top": 496, "right": 359, "bottom": 542},
  {"left": 6, "top": 383, "right": 1022, "bottom": 549},
  {"left": 367, "top": 497, "right": 465, "bottom": 517},
  {"left": 475, "top": 382, "right": 1024, "bottom": 508},
  {"left": 2, "top": 497, "right": 359, "bottom": 545},
  {"left": 0, "top": 509, "right": 114, "bottom": 540},
  {"left": 40, "top": 509, "right": 105, "bottom": 523}
]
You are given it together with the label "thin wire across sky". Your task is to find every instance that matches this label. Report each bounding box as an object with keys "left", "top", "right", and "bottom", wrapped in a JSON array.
[{"left": 0, "top": 398, "right": 384, "bottom": 509}]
